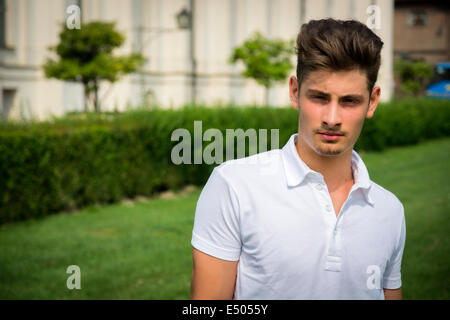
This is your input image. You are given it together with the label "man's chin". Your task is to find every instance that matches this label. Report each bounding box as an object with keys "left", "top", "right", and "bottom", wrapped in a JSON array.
[
  {"left": 314, "top": 143, "right": 345, "bottom": 156},
  {"left": 317, "top": 148, "right": 343, "bottom": 156}
]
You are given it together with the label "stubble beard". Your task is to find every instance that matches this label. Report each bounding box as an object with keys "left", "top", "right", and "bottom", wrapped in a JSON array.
[
  {"left": 315, "top": 141, "right": 344, "bottom": 156},
  {"left": 299, "top": 133, "right": 346, "bottom": 157}
]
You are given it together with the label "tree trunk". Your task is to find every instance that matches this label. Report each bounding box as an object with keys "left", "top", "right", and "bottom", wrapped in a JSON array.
[
  {"left": 93, "top": 81, "right": 100, "bottom": 113},
  {"left": 83, "top": 84, "right": 90, "bottom": 113},
  {"left": 265, "top": 85, "right": 269, "bottom": 107}
]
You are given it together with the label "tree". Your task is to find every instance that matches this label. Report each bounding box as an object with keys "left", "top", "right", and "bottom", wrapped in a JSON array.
[
  {"left": 229, "top": 32, "right": 294, "bottom": 106},
  {"left": 43, "top": 22, "right": 145, "bottom": 113},
  {"left": 394, "top": 59, "right": 433, "bottom": 97}
]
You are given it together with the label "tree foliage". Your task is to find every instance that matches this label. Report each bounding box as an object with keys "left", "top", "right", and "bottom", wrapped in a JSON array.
[
  {"left": 394, "top": 59, "right": 433, "bottom": 96},
  {"left": 43, "top": 22, "right": 145, "bottom": 112},
  {"left": 230, "top": 32, "right": 294, "bottom": 105}
]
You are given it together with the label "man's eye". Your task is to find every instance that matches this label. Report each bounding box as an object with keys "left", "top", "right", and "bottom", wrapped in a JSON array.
[
  {"left": 312, "top": 96, "right": 326, "bottom": 101},
  {"left": 342, "top": 99, "right": 358, "bottom": 105}
]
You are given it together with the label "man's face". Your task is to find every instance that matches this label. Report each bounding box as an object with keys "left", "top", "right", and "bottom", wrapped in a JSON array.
[{"left": 289, "top": 69, "right": 380, "bottom": 157}]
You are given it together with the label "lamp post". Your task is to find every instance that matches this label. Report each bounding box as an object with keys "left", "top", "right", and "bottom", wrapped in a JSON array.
[
  {"left": 176, "top": 8, "right": 191, "bottom": 29},
  {"left": 176, "top": 2, "right": 196, "bottom": 106},
  {"left": 136, "top": 4, "right": 195, "bottom": 107}
]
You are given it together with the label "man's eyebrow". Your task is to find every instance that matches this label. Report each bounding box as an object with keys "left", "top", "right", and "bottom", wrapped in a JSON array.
[
  {"left": 339, "top": 94, "right": 364, "bottom": 101},
  {"left": 305, "top": 89, "right": 330, "bottom": 97},
  {"left": 306, "top": 89, "right": 364, "bottom": 101}
]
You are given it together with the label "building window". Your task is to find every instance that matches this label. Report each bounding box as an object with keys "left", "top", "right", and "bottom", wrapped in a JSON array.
[
  {"left": 2, "top": 89, "right": 16, "bottom": 121},
  {"left": 0, "top": 0, "right": 5, "bottom": 48},
  {"left": 409, "top": 9, "right": 427, "bottom": 26}
]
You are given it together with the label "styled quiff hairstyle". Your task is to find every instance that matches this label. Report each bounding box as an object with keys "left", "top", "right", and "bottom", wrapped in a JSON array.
[{"left": 295, "top": 18, "right": 384, "bottom": 92}]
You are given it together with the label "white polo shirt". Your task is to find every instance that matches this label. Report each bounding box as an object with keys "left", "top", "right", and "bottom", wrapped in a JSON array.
[{"left": 191, "top": 133, "right": 406, "bottom": 300}]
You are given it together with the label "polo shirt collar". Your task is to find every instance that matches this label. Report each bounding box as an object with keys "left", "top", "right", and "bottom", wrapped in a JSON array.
[{"left": 281, "top": 133, "right": 374, "bottom": 205}]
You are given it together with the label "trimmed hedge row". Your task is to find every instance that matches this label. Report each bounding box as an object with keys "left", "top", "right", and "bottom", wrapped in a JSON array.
[
  {"left": 355, "top": 98, "right": 450, "bottom": 150},
  {"left": 0, "top": 98, "right": 449, "bottom": 224}
]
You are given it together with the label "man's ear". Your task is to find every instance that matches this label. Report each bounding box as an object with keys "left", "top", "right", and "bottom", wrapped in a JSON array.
[
  {"left": 289, "top": 76, "right": 300, "bottom": 109},
  {"left": 366, "top": 86, "right": 381, "bottom": 119}
]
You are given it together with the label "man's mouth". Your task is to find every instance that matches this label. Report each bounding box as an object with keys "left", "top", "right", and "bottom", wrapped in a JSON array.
[{"left": 317, "top": 131, "right": 344, "bottom": 141}]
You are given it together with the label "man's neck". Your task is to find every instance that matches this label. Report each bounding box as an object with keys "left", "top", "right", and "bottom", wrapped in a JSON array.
[{"left": 294, "top": 134, "right": 354, "bottom": 192}]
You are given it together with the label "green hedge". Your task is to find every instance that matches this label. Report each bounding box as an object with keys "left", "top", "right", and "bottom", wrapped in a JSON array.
[
  {"left": 355, "top": 98, "right": 450, "bottom": 150},
  {"left": 0, "top": 98, "right": 449, "bottom": 224}
]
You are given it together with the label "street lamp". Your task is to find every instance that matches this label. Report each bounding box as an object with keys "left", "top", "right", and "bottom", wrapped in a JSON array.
[
  {"left": 137, "top": 4, "right": 196, "bottom": 106},
  {"left": 176, "top": 3, "right": 196, "bottom": 105},
  {"left": 176, "top": 8, "right": 191, "bottom": 30}
]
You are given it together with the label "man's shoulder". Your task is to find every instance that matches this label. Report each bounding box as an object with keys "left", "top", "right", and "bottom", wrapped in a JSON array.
[
  {"left": 369, "top": 181, "right": 404, "bottom": 216},
  {"left": 214, "top": 149, "right": 283, "bottom": 184}
]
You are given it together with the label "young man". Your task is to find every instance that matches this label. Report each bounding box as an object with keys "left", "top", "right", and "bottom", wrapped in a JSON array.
[{"left": 190, "top": 19, "right": 406, "bottom": 300}]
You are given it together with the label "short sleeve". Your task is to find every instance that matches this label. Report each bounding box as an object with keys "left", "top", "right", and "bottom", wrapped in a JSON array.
[
  {"left": 191, "top": 167, "right": 242, "bottom": 261},
  {"left": 383, "top": 210, "right": 406, "bottom": 290}
]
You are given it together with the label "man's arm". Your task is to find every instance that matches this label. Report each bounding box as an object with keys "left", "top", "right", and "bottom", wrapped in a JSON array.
[
  {"left": 383, "top": 207, "right": 406, "bottom": 300},
  {"left": 383, "top": 287, "right": 402, "bottom": 300},
  {"left": 191, "top": 248, "right": 238, "bottom": 300}
]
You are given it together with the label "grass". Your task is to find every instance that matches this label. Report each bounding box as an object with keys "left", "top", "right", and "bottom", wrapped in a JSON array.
[
  {"left": 361, "top": 137, "right": 450, "bottom": 299},
  {"left": 0, "top": 191, "right": 200, "bottom": 299},
  {"left": 0, "top": 137, "right": 449, "bottom": 299}
]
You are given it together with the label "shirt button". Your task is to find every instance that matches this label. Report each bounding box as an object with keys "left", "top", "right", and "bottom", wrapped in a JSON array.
[
  {"left": 315, "top": 184, "right": 323, "bottom": 191},
  {"left": 325, "top": 204, "right": 332, "bottom": 212}
]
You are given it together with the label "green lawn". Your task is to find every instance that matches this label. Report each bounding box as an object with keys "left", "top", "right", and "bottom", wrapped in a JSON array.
[{"left": 0, "top": 138, "right": 449, "bottom": 299}]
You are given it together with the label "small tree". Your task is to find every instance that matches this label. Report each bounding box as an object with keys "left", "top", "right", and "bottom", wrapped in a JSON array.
[
  {"left": 394, "top": 59, "right": 433, "bottom": 97},
  {"left": 43, "top": 22, "right": 145, "bottom": 113},
  {"left": 230, "top": 32, "right": 294, "bottom": 106}
]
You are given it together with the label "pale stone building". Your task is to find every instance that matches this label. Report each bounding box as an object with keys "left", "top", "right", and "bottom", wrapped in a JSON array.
[{"left": 0, "top": 0, "right": 394, "bottom": 122}]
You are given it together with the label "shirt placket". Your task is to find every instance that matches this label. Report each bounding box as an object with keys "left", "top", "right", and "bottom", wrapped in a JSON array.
[{"left": 311, "top": 176, "right": 357, "bottom": 272}]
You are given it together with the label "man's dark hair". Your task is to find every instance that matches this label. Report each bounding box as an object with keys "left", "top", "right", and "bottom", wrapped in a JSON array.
[{"left": 295, "top": 18, "right": 384, "bottom": 92}]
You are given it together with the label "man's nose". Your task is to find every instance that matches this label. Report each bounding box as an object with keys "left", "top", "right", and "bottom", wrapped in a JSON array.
[{"left": 322, "top": 101, "right": 342, "bottom": 128}]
